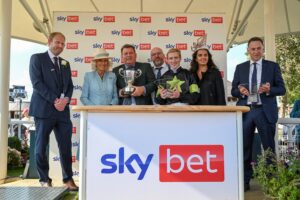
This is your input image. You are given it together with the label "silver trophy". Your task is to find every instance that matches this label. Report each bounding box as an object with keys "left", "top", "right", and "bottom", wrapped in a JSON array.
[{"left": 119, "top": 68, "right": 142, "bottom": 95}]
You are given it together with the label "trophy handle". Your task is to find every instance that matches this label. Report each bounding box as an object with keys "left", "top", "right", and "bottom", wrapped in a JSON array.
[
  {"left": 135, "top": 69, "right": 142, "bottom": 78},
  {"left": 119, "top": 68, "right": 125, "bottom": 77}
]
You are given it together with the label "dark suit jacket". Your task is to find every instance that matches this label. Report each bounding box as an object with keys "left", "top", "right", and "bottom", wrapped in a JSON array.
[
  {"left": 113, "top": 62, "right": 156, "bottom": 105},
  {"left": 231, "top": 59, "right": 286, "bottom": 123},
  {"left": 29, "top": 51, "right": 74, "bottom": 119}
]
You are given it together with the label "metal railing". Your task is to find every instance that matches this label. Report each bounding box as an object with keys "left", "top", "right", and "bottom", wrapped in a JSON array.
[
  {"left": 9, "top": 119, "right": 35, "bottom": 139},
  {"left": 277, "top": 118, "right": 300, "bottom": 161}
]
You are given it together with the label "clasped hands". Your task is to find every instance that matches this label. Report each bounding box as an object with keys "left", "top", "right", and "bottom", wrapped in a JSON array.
[
  {"left": 239, "top": 82, "right": 270, "bottom": 96},
  {"left": 54, "top": 97, "right": 69, "bottom": 111},
  {"left": 159, "top": 86, "right": 180, "bottom": 99}
]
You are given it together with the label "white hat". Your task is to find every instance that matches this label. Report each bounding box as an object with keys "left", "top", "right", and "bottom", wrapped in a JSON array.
[{"left": 92, "top": 48, "right": 111, "bottom": 60}]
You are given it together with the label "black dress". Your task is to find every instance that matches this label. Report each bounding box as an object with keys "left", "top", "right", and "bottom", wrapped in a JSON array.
[{"left": 193, "top": 68, "right": 226, "bottom": 105}]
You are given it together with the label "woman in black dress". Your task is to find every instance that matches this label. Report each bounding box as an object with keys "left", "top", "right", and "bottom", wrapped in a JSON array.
[{"left": 190, "top": 48, "right": 226, "bottom": 105}]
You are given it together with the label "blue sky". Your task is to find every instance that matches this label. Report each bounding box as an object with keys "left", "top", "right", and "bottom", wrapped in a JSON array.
[{"left": 9, "top": 38, "right": 248, "bottom": 99}]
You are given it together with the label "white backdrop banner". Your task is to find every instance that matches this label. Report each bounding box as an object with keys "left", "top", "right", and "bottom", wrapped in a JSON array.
[{"left": 50, "top": 12, "right": 227, "bottom": 180}]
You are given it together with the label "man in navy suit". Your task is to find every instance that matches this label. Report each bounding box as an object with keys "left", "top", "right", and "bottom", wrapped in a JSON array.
[
  {"left": 113, "top": 44, "right": 156, "bottom": 105},
  {"left": 29, "top": 32, "right": 78, "bottom": 191},
  {"left": 231, "top": 37, "right": 286, "bottom": 191}
]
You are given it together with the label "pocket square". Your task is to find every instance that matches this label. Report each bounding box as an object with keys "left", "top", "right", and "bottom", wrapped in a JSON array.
[{"left": 51, "top": 68, "right": 55, "bottom": 72}]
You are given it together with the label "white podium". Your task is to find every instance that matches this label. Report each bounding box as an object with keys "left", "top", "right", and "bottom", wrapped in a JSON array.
[{"left": 73, "top": 105, "right": 249, "bottom": 200}]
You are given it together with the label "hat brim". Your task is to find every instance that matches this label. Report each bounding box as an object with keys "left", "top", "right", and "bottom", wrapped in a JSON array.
[{"left": 92, "top": 57, "right": 112, "bottom": 61}]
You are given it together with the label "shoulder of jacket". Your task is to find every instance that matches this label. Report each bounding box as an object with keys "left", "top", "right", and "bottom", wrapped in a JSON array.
[{"left": 263, "top": 59, "right": 277, "bottom": 66}]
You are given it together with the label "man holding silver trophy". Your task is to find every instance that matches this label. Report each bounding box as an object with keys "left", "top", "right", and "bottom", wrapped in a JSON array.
[{"left": 113, "top": 44, "right": 156, "bottom": 105}]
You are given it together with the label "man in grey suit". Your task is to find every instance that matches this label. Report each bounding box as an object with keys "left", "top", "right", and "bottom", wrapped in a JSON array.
[
  {"left": 29, "top": 32, "right": 78, "bottom": 191},
  {"left": 231, "top": 37, "right": 286, "bottom": 191},
  {"left": 113, "top": 44, "right": 156, "bottom": 105}
]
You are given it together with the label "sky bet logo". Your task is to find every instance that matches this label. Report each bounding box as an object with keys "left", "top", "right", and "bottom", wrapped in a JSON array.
[
  {"left": 92, "top": 43, "right": 115, "bottom": 49},
  {"left": 85, "top": 29, "right": 97, "bottom": 36},
  {"left": 71, "top": 70, "right": 78, "bottom": 77},
  {"left": 56, "top": 16, "right": 79, "bottom": 22},
  {"left": 74, "top": 29, "right": 96, "bottom": 36},
  {"left": 139, "top": 43, "right": 151, "bottom": 50},
  {"left": 129, "top": 16, "right": 151, "bottom": 23},
  {"left": 104, "top": 16, "right": 115, "bottom": 22},
  {"left": 158, "top": 30, "right": 169, "bottom": 36},
  {"left": 85, "top": 57, "right": 93, "bottom": 63},
  {"left": 70, "top": 98, "right": 77, "bottom": 106},
  {"left": 74, "top": 85, "right": 82, "bottom": 91},
  {"left": 67, "top": 16, "right": 79, "bottom": 22},
  {"left": 183, "top": 30, "right": 206, "bottom": 36},
  {"left": 160, "top": 145, "right": 224, "bottom": 182},
  {"left": 176, "top": 43, "right": 187, "bottom": 50},
  {"left": 72, "top": 127, "right": 76, "bottom": 134},
  {"left": 212, "top": 44, "right": 224, "bottom": 50},
  {"left": 211, "top": 17, "right": 223, "bottom": 23},
  {"left": 66, "top": 43, "right": 78, "bottom": 49},
  {"left": 201, "top": 17, "right": 223, "bottom": 23},
  {"left": 93, "top": 16, "right": 103, "bottom": 22},
  {"left": 72, "top": 113, "right": 80, "bottom": 119},
  {"left": 74, "top": 57, "right": 83, "bottom": 63},
  {"left": 166, "top": 43, "right": 187, "bottom": 49},
  {"left": 111, "top": 57, "right": 120, "bottom": 63},
  {"left": 101, "top": 147, "right": 153, "bottom": 180},
  {"left": 100, "top": 145, "right": 224, "bottom": 181},
  {"left": 111, "top": 30, "right": 133, "bottom": 36},
  {"left": 121, "top": 30, "right": 133, "bottom": 36},
  {"left": 165, "top": 17, "right": 187, "bottom": 23}
]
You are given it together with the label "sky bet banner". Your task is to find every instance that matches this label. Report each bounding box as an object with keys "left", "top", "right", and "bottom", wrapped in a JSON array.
[
  {"left": 84, "top": 112, "right": 240, "bottom": 200},
  {"left": 50, "top": 12, "right": 226, "bottom": 181}
]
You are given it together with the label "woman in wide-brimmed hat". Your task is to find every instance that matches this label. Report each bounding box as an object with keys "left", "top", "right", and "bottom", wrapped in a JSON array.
[{"left": 80, "top": 48, "right": 118, "bottom": 105}]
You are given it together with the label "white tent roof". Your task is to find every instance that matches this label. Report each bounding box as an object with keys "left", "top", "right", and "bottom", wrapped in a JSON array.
[{"left": 10, "top": 0, "right": 300, "bottom": 46}]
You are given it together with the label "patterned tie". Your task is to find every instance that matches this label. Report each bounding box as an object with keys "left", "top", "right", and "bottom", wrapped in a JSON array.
[
  {"left": 251, "top": 62, "right": 257, "bottom": 93},
  {"left": 54, "top": 57, "right": 63, "bottom": 93},
  {"left": 156, "top": 67, "right": 162, "bottom": 79}
]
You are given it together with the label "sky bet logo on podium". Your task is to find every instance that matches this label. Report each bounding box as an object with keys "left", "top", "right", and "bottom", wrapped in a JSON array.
[
  {"left": 100, "top": 145, "right": 224, "bottom": 181},
  {"left": 100, "top": 147, "right": 153, "bottom": 180},
  {"left": 159, "top": 145, "right": 224, "bottom": 182}
]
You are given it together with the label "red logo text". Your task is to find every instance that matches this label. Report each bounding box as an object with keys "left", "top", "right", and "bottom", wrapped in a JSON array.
[
  {"left": 67, "top": 16, "right": 79, "bottom": 22},
  {"left": 159, "top": 145, "right": 224, "bottom": 182}
]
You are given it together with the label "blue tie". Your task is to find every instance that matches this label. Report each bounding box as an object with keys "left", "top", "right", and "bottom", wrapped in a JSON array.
[
  {"left": 251, "top": 62, "right": 257, "bottom": 93},
  {"left": 156, "top": 67, "right": 162, "bottom": 79}
]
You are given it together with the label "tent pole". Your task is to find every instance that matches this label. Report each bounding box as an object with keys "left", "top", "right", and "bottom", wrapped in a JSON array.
[
  {"left": 0, "top": 0, "right": 12, "bottom": 184},
  {"left": 264, "top": 0, "right": 276, "bottom": 61}
]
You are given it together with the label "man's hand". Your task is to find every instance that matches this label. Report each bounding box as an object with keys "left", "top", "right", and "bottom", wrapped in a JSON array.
[
  {"left": 54, "top": 98, "right": 68, "bottom": 111},
  {"left": 238, "top": 85, "right": 250, "bottom": 96},
  {"left": 168, "top": 88, "right": 180, "bottom": 99},
  {"left": 159, "top": 88, "right": 168, "bottom": 99},
  {"left": 258, "top": 82, "right": 270, "bottom": 94},
  {"left": 131, "top": 86, "right": 145, "bottom": 97},
  {"left": 119, "top": 89, "right": 127, "bottom": 98}
]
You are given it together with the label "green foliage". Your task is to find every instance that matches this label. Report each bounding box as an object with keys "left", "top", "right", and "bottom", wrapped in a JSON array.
[
  {"left": 254, "top": 149, "right": 300, "bottom": 200},
  {"left": 7, "top": 147, "right": 22, "bottom": 169},
  {"left": 276, "top": 33, "right": 300, "bottom": 112},
  {"left": 8, "top": 136, "right": 22, "bottom": 152}
]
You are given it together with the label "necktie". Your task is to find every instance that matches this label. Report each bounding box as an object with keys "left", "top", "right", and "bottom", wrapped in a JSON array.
[
  {"left": 156, "top": 67, "right": 162, "bottom": 79},
  {"left": 250, "top": 62, "right": 258, "bottom": 105},
  {"left": 54, "top": 57, "right": 63, "bottom": 93},
  {"left": 251, "top": 62, "right": 257, "bottom": 93}
]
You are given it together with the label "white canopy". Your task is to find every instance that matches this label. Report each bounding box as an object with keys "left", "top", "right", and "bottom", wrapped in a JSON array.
[{"left": 9, "top": 0, "right": 300, "bottom": 46}]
